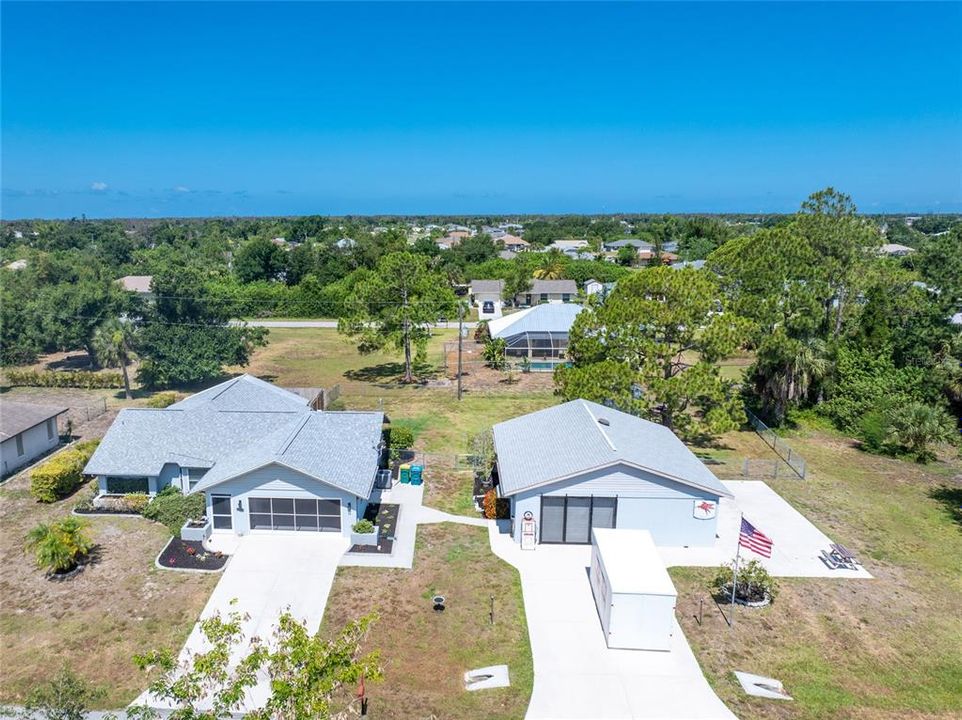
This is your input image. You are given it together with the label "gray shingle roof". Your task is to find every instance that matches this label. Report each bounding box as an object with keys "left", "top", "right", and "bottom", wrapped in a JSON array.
[
  {"left": 528, "top": 279, "right": 577, "bottom": 295},
  {"left": 492, "top": 399, "right": 732, "bottom": 498},
  {"left": 470, "top": 279, "right": 505, "bottom": 295},
  {"left": 84, "top": 375, "right": 384, "bottom": 498},
  {"left": 0, "top": 402, "right": 68, "bottom": 440}
]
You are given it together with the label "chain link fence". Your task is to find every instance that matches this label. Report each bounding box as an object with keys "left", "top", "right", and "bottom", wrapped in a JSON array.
[{"left": 745, "top": 409, "right": 807, "bottom": 479}]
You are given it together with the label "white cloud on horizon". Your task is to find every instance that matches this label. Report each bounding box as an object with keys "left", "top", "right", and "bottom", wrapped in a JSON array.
[
  {"left": 173, "top": 185, "right": 190, "bottom": 193},
  {"left": 90, "top": 181, "right": 108, "bottom": 191}
]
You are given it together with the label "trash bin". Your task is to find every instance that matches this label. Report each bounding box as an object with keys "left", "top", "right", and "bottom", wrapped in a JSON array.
[
  {"left": 399, "top": 464, "right": 411, "bottom": 484},
  {"left": 410, "top": 465, "right": 423, "bottom": 485}
]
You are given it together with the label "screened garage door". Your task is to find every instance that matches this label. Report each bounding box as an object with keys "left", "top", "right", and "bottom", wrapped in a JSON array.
[
  {"left": 540, "top": 496, "right": 617, "bottom": 544},
  {"left": 249, "top": 497, "right": 341, "bottom": 532}
]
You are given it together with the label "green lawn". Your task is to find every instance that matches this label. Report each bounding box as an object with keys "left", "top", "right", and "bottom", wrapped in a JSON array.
[{"left": 672, "top": 427, "right": 962, "bottom": 720}]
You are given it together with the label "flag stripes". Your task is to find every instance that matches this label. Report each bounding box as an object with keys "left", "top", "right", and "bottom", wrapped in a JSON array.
[{"left": 739, "top": 517, "right": 773, "bottom": 558}]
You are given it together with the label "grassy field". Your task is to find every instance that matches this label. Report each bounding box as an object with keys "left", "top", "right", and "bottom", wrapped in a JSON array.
[
  {"left": 671, "top": 426, "right": 962, "bottom": 720},
  {"left": 0, "top": 473, "right": 217, "bottom": 707},
  {"left": 321, "top": 523, "right": 533, "bottom": 720}
]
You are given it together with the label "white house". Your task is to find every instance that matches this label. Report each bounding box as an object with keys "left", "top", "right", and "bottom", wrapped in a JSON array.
[
  {"left": 1, "top": 402, "right": 68, "bottom": 476},
  {"left": 84, "top": 375, "right": 384, "bottom": 539},
  {"left": 116, "top": 275, "right": 154, "bottom": 296},
  {"left": 488, "top": 302, "right": 582, "bottom": 369},
  {"left": 515, "top": 279, "right": 578, "bottom": 306},
  {"left": 548, "top": 239, "right": 590, "bottom": 253},
  {"left": 493, "top": 400, "right": 732, "bottom": 546}
]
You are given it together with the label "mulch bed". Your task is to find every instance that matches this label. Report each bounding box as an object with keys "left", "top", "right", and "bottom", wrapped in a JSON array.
[
  {"left": 74, "top": 506, "right": 142, "bottom": 516},
  {"left": 157, "top": 538, "right": 228, "bottom": 572},
  {"left": 348, "top": 503, "right": 399, "bottom": 555}
]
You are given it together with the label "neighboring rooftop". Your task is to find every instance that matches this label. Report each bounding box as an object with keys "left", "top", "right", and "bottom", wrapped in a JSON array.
[
  {"left": 492, "top": 399, "right": 732, "bottom": 499},
  {"left": 528, "top": 279, "right": 578, "bottom": 295},
  {"left": 0, "top": 401, "right": 69, "bottom": 441},
  {"left": 470, "top": 279, "right": 505, "bottom": 295},
  {"left": 116, "top": 275, "right": 154, "bottom": 293},
  {"left": 84, "top": 374, "right": 384, "bottom": 497},
  {"left": 488, "top": 302, "right": 583, "bottom": 339}
]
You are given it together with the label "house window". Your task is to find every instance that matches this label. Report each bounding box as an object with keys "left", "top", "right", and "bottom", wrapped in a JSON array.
[
  {"left": 525, "top": 294, "right": 532, "bottom": 305},
  {"left": 562, "top": 294, "right": 571, "bottom": 302},
  {"left": 105, "top": 476, "right": 149, "bottom": 494},
  {"left": 540, "top": 294, "right": 548, "bottom": 303},
  {"left": 211, "top": 494, "right": 233, "bottom": 530},
  {"left": 46, "top": 418, "right": 55, "bottom": 440},
  {"left": 15, "top": 434, "right": 24, "bottom": 456}
]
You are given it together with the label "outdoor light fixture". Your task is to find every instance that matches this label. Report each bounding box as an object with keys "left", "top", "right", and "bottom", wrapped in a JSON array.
[{"left": 236, "top": 500, "right": 243, "bottom": 511}]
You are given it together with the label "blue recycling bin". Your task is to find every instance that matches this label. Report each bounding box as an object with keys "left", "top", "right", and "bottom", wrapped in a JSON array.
[{"left": 410, "top": 465, "right": 423, "bottom": 485}]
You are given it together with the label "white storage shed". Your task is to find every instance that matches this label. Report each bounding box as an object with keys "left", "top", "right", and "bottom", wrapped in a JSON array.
[{"left": 590, "top": 528, "right": 678, "bottom": 651}]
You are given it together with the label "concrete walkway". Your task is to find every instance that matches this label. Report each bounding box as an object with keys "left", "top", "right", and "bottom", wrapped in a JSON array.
[
  {"left": 489, "top": 525, "right": 737, "bottom": 720},
  {"left": 658, "top": 481, "right": 873, "bottom": 579},
  {"left": 233, "top": 319, "right": 476, "bottom": 329},
  {"left": 138, "top": 532, "right": 348, "bottom": 713}
]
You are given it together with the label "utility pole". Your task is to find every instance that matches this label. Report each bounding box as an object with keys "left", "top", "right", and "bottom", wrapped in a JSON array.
[{"left": 457, "top": 302, "right": 465, "bottom": 401}]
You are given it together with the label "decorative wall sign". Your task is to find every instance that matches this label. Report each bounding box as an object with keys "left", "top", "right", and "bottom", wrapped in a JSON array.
[{"left": 693, "top": 499, "right": 717, "bottom": 520}]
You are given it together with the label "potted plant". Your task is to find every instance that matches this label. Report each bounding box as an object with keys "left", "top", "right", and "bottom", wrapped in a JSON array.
[
  {"left": 25, "top": 517, "right": 94, "bottom": 579},
  {"left": 351, "top": 518, "right": 379, "bottom": 547}
]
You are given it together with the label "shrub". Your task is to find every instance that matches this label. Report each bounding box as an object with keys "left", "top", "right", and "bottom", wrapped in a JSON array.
[
  {"left": 24, "top": 517, "right": 94, "bottom": 574},
  {"left": 482, "top": 338, "right": 507, "bottom": 370},
  {"left": 30, "top": 441, "right": 100, "bottom": 503},
  {"left": 389, "top": 425, "right": 415, "bottom": 450},
  {"left": 94, "top": 492, "right": 150, "bottom": 514},
  {"left": 474, "top": 320, "right": 491, "bottom": 343},
  {"left": 352, "top": 519, "right": 375, "bottom": 534},
  {"left": 4, "top": 369, "right": 124, "bottom": 389},
  {"left": 142, "top": 486, "right": 206, "bottom": 535},
  {"left": 482, "top": 488, "right": 510, "bottom": 519},
  {"left": 712, "top": 558, "right": 779, "bottom": 604},
  {"left": 145, "top": 391, "right": 177, "bottom": 408},
  {"left": 22, "top": 666, "right": 104, "bottom": 720}
]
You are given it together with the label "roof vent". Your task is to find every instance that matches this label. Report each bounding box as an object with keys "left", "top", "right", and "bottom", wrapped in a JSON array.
[{"left": 597, "top": 417, "right": 610, "bottom": 426}]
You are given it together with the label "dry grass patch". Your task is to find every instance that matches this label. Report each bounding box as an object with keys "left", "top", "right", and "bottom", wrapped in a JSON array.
[
  {"left": 0, "top": 473, "right": 217, "bottom": 708},
  {"left": 322, "top": 524, "right": 532, "bottom": 720}
]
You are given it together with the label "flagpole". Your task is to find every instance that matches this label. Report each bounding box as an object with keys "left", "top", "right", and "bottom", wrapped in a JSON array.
[{"left": 730, "top": 513, "right": 742, "bottom": 628}]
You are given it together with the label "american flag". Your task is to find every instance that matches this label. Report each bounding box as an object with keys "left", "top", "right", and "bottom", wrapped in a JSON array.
[{"left": 739, "top": 517, "right": 773, "bottom": 558}]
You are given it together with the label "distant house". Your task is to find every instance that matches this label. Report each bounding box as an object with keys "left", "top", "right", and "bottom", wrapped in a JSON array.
[
  {"left": 638, "top": 250, "right": 679, "bottom": 264},
  {"left": 879, "top": 243, "right": 916, "bottom": 257},
  {"left": 335, "top": 237, "right": 356, "bottom": 250},
  {"left": 499, "top": 250, "right": 518, "bottom": 260},
  {"left": 951, "top": 312, "right": 962, "bottom": 326},
  {"left": 1, "top": 401, "right": 68, "bottom": 476},
  {"left": 116, "top": 275, "right": 154, "bottom": 296},
  {"left": 482, "top": 226, "right": 507, "bottom": 239},
  {"left": 603, "top": 238, "right": 653, "bottom": 253},
  {"left": 488, "top": 303, "right": 583, "bottom": 369},
  {"left": 671, "top": 259, "right": 706, "bottom": 270},
  {"left": 3, "top": 259, "right": 28, "bottom": 271},
  {"left": 516, "top": 279, "right": 578, "bottom": 306},
  {"left": 492, "top": 400, "right": 733, "bottom": 545},
  {"left": 447, "top": 229, "right": 472, "bottom": 239},
  {"left": 501, "top": 235, "right": 529, "bottom": 252},
  {"left": 437, "top": 235, "right": 463, "bottom": 250},
  {"left": 548, "top": 239, "right": 590, "bottom": 253},
  {"left": 84, "top": 375, "right": 385, "bottom": 539},
  {"left": 470, "top": 279, "right": 505, "bottom": 304},
  {"left": 584, "top": 279, "right": 616, "bottom": 299}
]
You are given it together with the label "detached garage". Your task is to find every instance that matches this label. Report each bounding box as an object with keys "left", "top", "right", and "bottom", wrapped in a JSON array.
[{"left": 492, "top": 400, "right": 733, "bottom": 547}]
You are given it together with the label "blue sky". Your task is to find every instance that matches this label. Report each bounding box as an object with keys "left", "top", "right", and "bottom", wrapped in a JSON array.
[{"left": 2, "top": 1, "right": 960, "bottom": 218}]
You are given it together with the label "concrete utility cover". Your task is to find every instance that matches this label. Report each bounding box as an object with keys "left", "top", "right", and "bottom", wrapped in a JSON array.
[{"left": 734, "top": 671, "right": 793, "bottom": 701}]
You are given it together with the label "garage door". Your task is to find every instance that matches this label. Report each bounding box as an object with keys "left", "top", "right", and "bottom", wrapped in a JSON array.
[
  {"left": 249, "top": 497, "right": 341, "bottom": 532},
  {"left": 540, "top": 496, "right": 617, "bottom": 544}
]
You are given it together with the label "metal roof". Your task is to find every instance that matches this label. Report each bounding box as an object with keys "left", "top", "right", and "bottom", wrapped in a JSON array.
[
  {"left": 492, "top": 399, "right": 732, "bottom": 499},
  {"left": 0, "top": 401, "right": 68, "bottom": 440},
  {"left": 84, "top": 375, "right": 384, "bottom": 498},
  {"left": 488, "top": 303, "right": 583, "bottom": 339}
]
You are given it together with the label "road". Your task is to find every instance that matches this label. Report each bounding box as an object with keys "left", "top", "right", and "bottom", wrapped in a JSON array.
[{"left": 233, "top": 319, "right": 476, "bottom": 329}]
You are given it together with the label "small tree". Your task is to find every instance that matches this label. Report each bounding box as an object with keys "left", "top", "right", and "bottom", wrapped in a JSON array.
[
  {"left": 130, "top": 609, "right": 382, "bottom": 720},
  {"left": 482, "top": 338, "right": 508, "bottom": 370},
  {"left": 16, "top": 666, "right": 104, "bottom": 720},
  {"left": 25, "top": 517, "right": 93, "bottom": 575},
  {"left": 468, "top": 429, "right": 496, "bottom": 480},
  {"left": 92, "top": 317, "right": 136, "bottom": 399},
  {"left": 474, "top": 320, "right": 491, "bottom": 343}
]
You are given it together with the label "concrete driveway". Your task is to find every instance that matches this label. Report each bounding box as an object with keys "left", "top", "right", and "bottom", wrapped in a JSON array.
[
  {"left": 140, "top": 532, "right": 348, "bottom": 712},
  {"left": 489, "top": 526, "right": 737, "bottom": 720}
]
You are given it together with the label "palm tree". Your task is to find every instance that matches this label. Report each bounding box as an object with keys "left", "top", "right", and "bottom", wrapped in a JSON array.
[
  {"left": 886, "top": 402, "right": 956, "bottom": 463},
  {"left": 92, "top": 318, "right": 135, "bottom": 399},
  {"left": 532, "top": 250, "right": 566, "bottom": 280},
  {"left": 25, "top": 517, "right": 93, "bottom": 574},
  {"left": 762, "top": 336, "right": 830, "bottom": 422}
]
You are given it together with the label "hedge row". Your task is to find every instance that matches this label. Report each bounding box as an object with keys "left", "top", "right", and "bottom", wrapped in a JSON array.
[
  {"left": 5, "top": 369, "right": 124, "bottom": 389},
  {"left": 30, "top": 440, "right": 101, "bottom": 503}
]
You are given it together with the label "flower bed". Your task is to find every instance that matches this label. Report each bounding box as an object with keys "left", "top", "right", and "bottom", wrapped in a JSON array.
[
  {"left": 157, "top": 538, "right": 228, "bottom": 572},
  {"left": 347, "top": 503, "right": 398, "bottom": 555}
]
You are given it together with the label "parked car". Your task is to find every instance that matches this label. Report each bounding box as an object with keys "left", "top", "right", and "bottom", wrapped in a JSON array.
[{"left": 482, "top": 300, "right": 495, "bottom": 314}]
